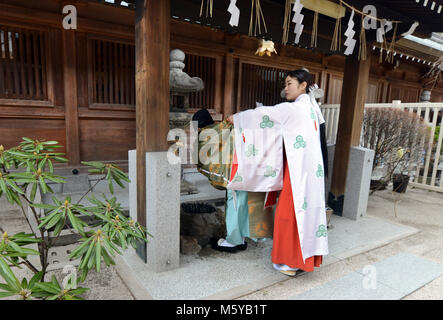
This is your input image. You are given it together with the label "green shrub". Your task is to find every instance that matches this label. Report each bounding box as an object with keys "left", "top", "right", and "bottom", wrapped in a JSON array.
[{"left": 0, "top": 138, "right": 149, "bottom": 300}]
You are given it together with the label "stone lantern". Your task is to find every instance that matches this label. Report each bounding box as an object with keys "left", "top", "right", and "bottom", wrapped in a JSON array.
[
  {"left": 169, "top": 49, "right": 205, "bottom": 194},
  {"left": 169, "top": 49, "right": 204, "bottom": 128}
]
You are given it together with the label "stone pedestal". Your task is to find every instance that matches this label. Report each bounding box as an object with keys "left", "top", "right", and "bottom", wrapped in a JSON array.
[
  {"left": 128, "top": 150, "right": 181, "bottom": 272},
  {"left": 343, "top": 147, "right": 374, "bottom": 220},
  {"left": 326, "top": 145, "right": 375, "bottom": 220}
]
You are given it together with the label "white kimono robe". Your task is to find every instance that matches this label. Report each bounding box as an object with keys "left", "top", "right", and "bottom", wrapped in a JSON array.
[{"left": 227, "top": 93, "right": 329, "bottom": 261}]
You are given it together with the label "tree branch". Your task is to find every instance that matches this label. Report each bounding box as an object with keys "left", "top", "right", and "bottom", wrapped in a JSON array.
[
  {"left": 19, "top": 193, "right": 49, "bottom": 280},
  {"left": 17, "top": 203, "right": 37, "bottom": 239},
  {"left": 19, "top": 259, "right": 39, "bottom": 274},
  {"left": 76, "top": 177, "right": 105, "bottom": 205}
]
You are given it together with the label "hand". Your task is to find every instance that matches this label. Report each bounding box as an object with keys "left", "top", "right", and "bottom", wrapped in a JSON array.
[{"left": 227, "top": 114, "right": 234, "bottom": 124}]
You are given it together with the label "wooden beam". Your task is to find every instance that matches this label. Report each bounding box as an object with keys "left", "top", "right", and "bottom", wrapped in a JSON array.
[
  {"left": 299, "top": 0, "right": 346, "bottom": 19},
  {"left": 135, "top": 0, "right": 170, "bottom": 228},
  {"left": 62, "top": 29, "right": 81, "bottom": 166},
  {"left": 0, "top": 2, "right": 134, "bottom": 39},
  {"left": 329, "top": 52, "right": 371, "bottom": 205},
  {"left": 396, "top": 38, "right": 442, "bottom": 61}
]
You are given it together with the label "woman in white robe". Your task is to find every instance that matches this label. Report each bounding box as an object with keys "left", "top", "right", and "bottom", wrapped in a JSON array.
[{"left": 227, "top": 69, "right": 328, "bottom": 276}]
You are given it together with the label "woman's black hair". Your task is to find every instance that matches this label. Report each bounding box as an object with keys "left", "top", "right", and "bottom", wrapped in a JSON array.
[{"left": 286, "top": 69, "right": 313, "bottom": 93}]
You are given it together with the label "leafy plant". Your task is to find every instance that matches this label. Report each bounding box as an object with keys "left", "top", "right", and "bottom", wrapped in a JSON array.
[
  {"left": 0, "top": 138, "right": 149, "bottom": 300},
  {"left": 361, "top": 108, "right": 430, "bottom": 193}
]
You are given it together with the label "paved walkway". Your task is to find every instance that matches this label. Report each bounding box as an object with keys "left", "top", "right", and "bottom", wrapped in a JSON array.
[
  {"left": 116, "top": 212, "right": 418, "bottom": 299},
  {"left": 1, "top": 186, "right": 442, "bottom": 300},
  {"left": 238, "top": 187, "right": 443, "bottom": 300}
]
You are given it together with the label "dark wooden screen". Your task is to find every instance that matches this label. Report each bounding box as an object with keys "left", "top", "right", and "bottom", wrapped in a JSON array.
[
  {"left": 389, "top": 85, "right": 420, "bottom": 103},
  {"left": 171, "top": 53, "right": 216, "bottom": 109},
  {"left": 0, "top": 25, "right": 47, "bottom": 100},
  {"left": 239, "top": 63, "right": 288, "bottom": 110},
  {"left": 185, "top": 54, "right": 216, "bottom": 109},
  {"left": 91, "top": 39, "right": 135, "bottom": 106}
]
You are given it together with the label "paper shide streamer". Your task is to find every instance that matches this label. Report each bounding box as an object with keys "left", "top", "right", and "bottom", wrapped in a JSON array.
[
  {"left": 221, "top": 0, "right": 420, "bottom": 65},
  {"left": 228, "top": 0, "right": 240, "bottom": 27},
  {"left": 292, "top": 0, "right": 304, "bottom": 45},
  {"left": 344, "top": 9, "right": 356, "bottom": 55},
  {"left": 338, "top": 0, "right": 405, "bottom": 61}
]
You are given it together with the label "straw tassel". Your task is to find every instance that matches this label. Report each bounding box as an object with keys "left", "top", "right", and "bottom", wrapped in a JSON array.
[
  {"left": 282, "top": 0, "right": 292, "bottom": 45},
  {"left": 330, "top": 3, "right": 342, "bottom": 52},
  {"left": 386, "top": 23, "right": 398, "bottom": 63},
  {"left": 311, "top": 11, "right": 319, "bottom": 48},
  {"left": 358, "top": 20, "right": 367, "bottom": 60},
  {"left": 200, "top": 0, "right": 213, "bottom": 18},
  {"left": 249, "top": 0, "right": 268, "bottom": 37},
  {"left": 379, "top": 32, "right": 389, "bottom": 63}
]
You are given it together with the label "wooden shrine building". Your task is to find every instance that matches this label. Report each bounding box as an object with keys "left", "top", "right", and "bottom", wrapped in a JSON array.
[{"left": 1, "top": 0, "right": 443, "bottom": 225}]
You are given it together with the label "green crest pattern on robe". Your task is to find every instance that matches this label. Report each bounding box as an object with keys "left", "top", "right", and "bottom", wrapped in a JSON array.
[
  {"left": 232, "top": 174, "right": 243, "bottom": 183},
  {"left": 316, "top": 225, "right": 327, "bottom": 238},
  {"left": 310, "top": 108, "right": 316, "bottom": 119},
  {"left": 316, "top": 164, "right": 324, "bottom": 178},
  {"left": 260, "top": 115, "right": 274, "bottom": 129},
  {"left": 246, "top": 144, "right": 258, "bottom": 157},
  {"left": 264, "top": 166, "right": 277, "bottom": 178},
  {"left": 302, "top": 197, "right": 308, "bottom": 210},
  {"left": 294, "top": 135, "right": 306, "bottom": 149}
]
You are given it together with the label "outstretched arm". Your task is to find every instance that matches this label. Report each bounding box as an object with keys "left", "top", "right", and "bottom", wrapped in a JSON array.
[{"left": 227, "top": 102, "right": 290, "bottom": 125}]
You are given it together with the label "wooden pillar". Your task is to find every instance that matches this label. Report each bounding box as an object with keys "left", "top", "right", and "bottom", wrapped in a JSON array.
[
  {"left": 329, "top": 52, "right": 371, "bottom": 212},
  {"left": 214, "top": 56, "right": 223, "bottom": 114},
  {"left": 62, "top": 29, "right": 80, "bottom": 166},
  {"left": 223, "top": 53, "right": 236, "bottom": 117},
  {"left": 135, "top": 0, "right": 170, "bottom": 228}
]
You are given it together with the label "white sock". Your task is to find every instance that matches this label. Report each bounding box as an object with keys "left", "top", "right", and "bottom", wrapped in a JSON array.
[
  {"left": 273, "top": 264, "right": 299, "bottom": 271},
  {"left": 218, "top": 238, "right": 245, "bottom": 247},
  {"left": 218, "top": 239, "right": 237, "bottom": 247}
]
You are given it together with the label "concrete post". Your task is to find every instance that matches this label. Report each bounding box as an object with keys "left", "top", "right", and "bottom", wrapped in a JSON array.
[
  {"left": 129, "top": 150, "right": 181, "bottom": 272},
  {"left": 343, "top": 147, "right": 375, "bottom": 220},
  {"left": 326, "top": 145, "right": 375, "bottom": 220}
]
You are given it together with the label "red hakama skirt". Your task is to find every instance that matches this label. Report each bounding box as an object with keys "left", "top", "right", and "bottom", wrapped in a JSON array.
[{"left": 271, "top": 153, "right": 323, "bottom": 272}]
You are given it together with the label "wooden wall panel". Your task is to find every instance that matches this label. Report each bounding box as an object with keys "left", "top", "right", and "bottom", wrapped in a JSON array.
[
  {"left": 238, "top": 62, "right": 288, "bottom": 111},
  {"left": 180, "top": 53, "right": 217, "bottom": 109},
  {"left": 79, "top": 119, "right": 136, "bottom": 161},
  {"left": 326, "top": 74, "right": 343, "bottom": 104},
  {"left": 366, "top": 81, "right": 379, "bottom": 103},
  {"left": 0, "top": 118, "right": 66, "bottom": 153},
  {"left": 431, "top": 90, "right": 443, "bottom": 102},
  {"left": 388, "top": 84, "right": 421, "bottom": 102}
]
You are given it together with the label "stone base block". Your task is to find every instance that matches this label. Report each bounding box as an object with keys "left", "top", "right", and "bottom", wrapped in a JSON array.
[
  {"left": 326, "top": 145, "right": 375, "bottom": 220},
  {"left": 128, "top": 150, "right": 181, "bottom": 273}
]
